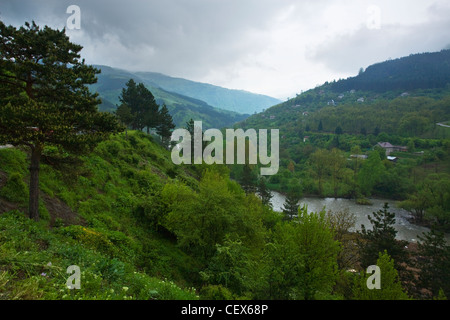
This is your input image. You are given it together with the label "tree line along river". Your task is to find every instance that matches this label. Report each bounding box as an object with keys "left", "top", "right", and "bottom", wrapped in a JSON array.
[{"left": 270, "top": 191, "right": 450, "bottom": 243}]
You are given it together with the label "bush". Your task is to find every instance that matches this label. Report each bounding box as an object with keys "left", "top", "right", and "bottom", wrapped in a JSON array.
[
  {"left": 200, "top": 285, "right": 234, "bottom": 300},
  {"left": 0, "top": 172, "right": 28, "bottom": 203}
]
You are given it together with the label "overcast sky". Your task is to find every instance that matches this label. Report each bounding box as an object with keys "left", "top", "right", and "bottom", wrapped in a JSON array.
[{"left": 2, "top": 0, "right": 450, "bottom": 99}]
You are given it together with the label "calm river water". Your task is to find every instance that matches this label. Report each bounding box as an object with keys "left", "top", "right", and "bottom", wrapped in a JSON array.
[{"left": 270, "top": 191, "right": 450, "bottom": 243}]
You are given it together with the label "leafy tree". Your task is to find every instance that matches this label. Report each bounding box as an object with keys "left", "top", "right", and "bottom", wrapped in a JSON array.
[
  {"left": 200, "top": 235, "right": 252, "bottom": 296},
  {"left": 374, "top": 126, "right": 380, "bottom": 136},
  {"left": 360, "top": 127, "right": 367, "bottom": 136},
  {"left": 0, "top": 21, "right": 122, "bottom": 220},
  {"left": 350, "top": 145, "right": 363, "bottom": 197},
  {"left": 326, "top": 208, "right": 358, "bottom": 270},
  {"left": 310, "top": 149, "right": 330, "bottom": 196},
  {"left": 156, "top": 104, "right": 175, "bottom": 148},
  {"left": 268, "top": 207, "right": 340, "bottom": 300},
  {"left": 400, "top": 173, "right": 450, "bottom": 230},
  {"left": 352, "top": 251, "right": 409, "bottom": 300},
  {"left": 329, "top": 148, "right": 346, "bottom": 198},
  {"left": 358, "top": 150, "right": 385, "bottom": 196},
  {"left": 162, "top": 170, "right": 252, "bottom": 260},
  {"left": 287, "top": 160, "right": 295, "bottom": 173}
]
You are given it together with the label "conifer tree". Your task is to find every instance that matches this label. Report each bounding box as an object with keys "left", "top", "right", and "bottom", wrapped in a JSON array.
[
  {"left": 318, "top": 120, "right": 323, "bottom": 132},
  {"left": 357, "top": 203, "right": 410, "bottom": 283},
  {"left": 0, "top": 21, "right": 122, "bottom": 220},
  {"left": 119, "top": 79, "right": 159, "bottom": 132},
  {"left": 414, "top": 227, "right": 450, "bottom": 299},
  {"left": 257, "top": 177, "right": 273, "bottom": 207},
  {"left": 115, "top": 103, "right": 134, "bottom": 136},
  {"left": 240, "top": 164, "right": 257, "bottom": 194},
  {"left": 282, "top": 191, "right": 301, "bottom": 221},
  {"left": 156, "top": 104, "right": 175, "bottom": 148},
  {"left": 185, "top": 118, "right": 195, "bottom": 137}
]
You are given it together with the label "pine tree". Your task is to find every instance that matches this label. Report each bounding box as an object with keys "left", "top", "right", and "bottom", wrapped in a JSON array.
[
  {"left": 119, "top": 79, "right": 159, "bottom": 132},
  {"left": 156, "top": 104, "right": 175, "bottom": 148},
  {"left": 414, "top": 227, "right": 450, "bottom": 299},
  {"left": 258, "top": 177, "right": 273, "bottom": 207},
  {"left": 318, "top": 120, "right": 323, "bottom": 132},
  {"left": 357, "top": 203, "right": 410, "bottom": 283},
  {"left": 0, "top": 21, "right": 122, "bottom": 220},
  {"left": 115, "top": 103, "right": 134, "bottom": 136},
  {"left": 282, "top": 192, "right": 301, "bottom": 221},
  {"left": 185, "top": 118, "right": 195, "bottom": 136},
  {"left": 240, "top": 164, "right": 257, "bottom": 194}
]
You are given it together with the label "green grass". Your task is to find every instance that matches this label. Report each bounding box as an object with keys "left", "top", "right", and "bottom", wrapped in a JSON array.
[{"left": 0, "top": 131, "right": 200, "bottom": 300}]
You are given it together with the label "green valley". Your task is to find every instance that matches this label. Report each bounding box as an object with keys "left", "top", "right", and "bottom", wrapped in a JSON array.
[{"left": 1, "top": 20, "right": 450, "bottom": 304}]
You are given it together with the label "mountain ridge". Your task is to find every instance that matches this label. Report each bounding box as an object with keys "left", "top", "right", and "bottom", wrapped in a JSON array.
[
  {"left": 92, "top": 64, "right": 281, "bottom": 115},
  {"left": 89, "top": 65, "right": 250, "bottom": 129}
]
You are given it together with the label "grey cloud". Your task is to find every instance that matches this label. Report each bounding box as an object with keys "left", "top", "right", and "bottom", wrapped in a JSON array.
[
  {"left": 1, "top": 0, "right": 297, "bottom": 78},
  {"left": 310, "top": 2, "right": 450, "bottom": 75}
]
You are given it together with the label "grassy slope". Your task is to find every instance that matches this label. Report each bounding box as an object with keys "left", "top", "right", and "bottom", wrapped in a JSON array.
[{"left": 0, "top": 131, "right": 200, "bottom": 300}]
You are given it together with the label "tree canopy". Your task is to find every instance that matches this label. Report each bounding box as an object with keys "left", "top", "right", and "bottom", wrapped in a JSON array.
[{"left": 0, "top": 20, "right": 122, "bottom": 220}]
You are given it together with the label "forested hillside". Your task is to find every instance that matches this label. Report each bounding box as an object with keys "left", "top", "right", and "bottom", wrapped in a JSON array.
[
  {"left": 90, "top": 65, "right": 249, "bottom": 129},
  {"left": 1, "top": 21, "right": 449, "bottom": 303},
  {"left": 2, "top": 131, "right": 448, "bottom": 300},
  {"left": 236, "top": 50, "right": 450, "bottom": 235},
  {"left": 330, "top": 50, "right": 450, "bottom": 93}
]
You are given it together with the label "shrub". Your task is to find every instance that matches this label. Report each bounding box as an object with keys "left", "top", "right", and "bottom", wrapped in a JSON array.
[
  {"left": 200, "top": 285, "right": 234, "bottom": 300},
  {"left": 0, "top": 172, "right": 28, "bottom": 203}
]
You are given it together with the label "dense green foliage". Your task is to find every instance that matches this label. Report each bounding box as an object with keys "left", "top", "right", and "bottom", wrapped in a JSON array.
[
  {"left": 1, "top": 21, "right": 449, "bottom": 302},
  {"left": 0, "top": 132, "right": 200, "bottom": 300},
  {"left": 1, "top": 130, "right": 449, "bottom": 300},
  {"left": 0, "top": 20, "right": 123, "bottom": 220},
  {"left": 330, "top": 50, "right": 450, "bottom": 93},
  {"left": 0, "top": 132, "right": 343, "bottom": 300},
  {"left": 236, "top": 51, "right": 450, "bottom": 232},
  {"left": 116, "top": 79, "right": 175, "bottom": 147}
]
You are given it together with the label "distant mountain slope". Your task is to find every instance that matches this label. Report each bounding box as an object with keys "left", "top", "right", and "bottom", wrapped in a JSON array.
[
  {"left": 133, "top": 71, "right": 281, "bottom": 114},
  {"left": 238, "top": 49, "right": 450, "bottom": 139},
  {"left": 92, "top": 65, "right": 281, "bottom": 115},
  {"left": 329, "top": 49, "right": 450, "bottom": 93},
  {"left": 89, "top": 65, "right": 249, "bottom": 129}
]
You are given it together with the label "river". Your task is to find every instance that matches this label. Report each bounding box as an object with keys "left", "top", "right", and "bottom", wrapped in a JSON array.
[{"left": 270, "top": 191, "right": 450, "bottom": 243}]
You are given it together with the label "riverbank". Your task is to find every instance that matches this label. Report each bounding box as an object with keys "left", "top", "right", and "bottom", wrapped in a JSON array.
[{"left": 269, "top": 191, "right": 450, "bottom": 243}]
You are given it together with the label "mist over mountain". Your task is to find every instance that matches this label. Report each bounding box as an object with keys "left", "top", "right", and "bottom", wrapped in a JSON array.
[
  {"left": 90, "top": 65, "right": 257, "bottom": 128},
  {"left": 90, "top": 65, "right": 281, "bottom": 129},
  {"left": 132, "top": 71, "right": 282, "bottom": 114}
]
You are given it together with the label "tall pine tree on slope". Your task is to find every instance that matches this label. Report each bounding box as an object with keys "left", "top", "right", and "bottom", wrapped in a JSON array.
[{"left": 0, "top": 21, "right": 122, "bottom": 220}]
